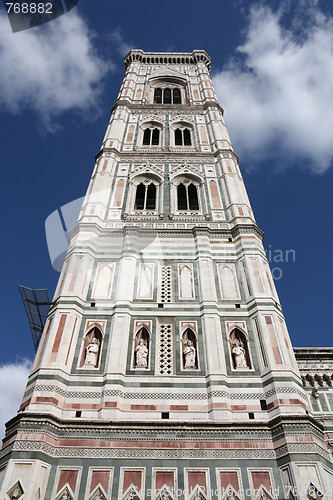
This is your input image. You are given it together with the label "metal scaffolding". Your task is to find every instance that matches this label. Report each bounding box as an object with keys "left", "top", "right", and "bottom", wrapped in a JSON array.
[{"left": 19, "top": 285, "right": 52, "bottom": 352}]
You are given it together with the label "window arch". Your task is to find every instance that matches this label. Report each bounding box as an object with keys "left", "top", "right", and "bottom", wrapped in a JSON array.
[
  {"left": 154, "top": 88, "right": 162, "bottom": 103},
  {"left": 173, "top": 88, "right": 181, "bottom": 104},
  {"left": 164, "top": 88, "right": 171, "bottom": 104},
  {"left": 153, "top": 86, "right": 182, "bottom": 104},
  {"left": 152, "top": 128, "right": 159, "bottom": 145},
  {"left": 169, "top": 170, "right": 207, "bottom": 219},
  {"left": 133, "top": 326, "right": 150, "bottom": 369},
  {"left": 184, "top": 128, "right": 191, "bottom": 145},
  {"left": 177, "top": 181, "right": 199, "bottom": 210},
  {"left": 134, "top": 181, "right": 157, "bottom": 210},
  {"left": 142, "top": 127, "right": 160, "bottom": 146},
  {"left": 175, "top": 128, "right": 182, "bottom": 146},
  {"left": 174, "top": 128, "right": 191, "bottom": 146},
  {"left": 124, "top": 170, "right": 163, "bottom": 219}
]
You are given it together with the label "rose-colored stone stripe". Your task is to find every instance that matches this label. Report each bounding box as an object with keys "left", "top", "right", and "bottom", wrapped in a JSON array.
[
  {"left": 13, "top": 432, "right": 275, "bottom": 450},
  {"left": 50, "top": 314, "right": 67, "bottom": 361}
]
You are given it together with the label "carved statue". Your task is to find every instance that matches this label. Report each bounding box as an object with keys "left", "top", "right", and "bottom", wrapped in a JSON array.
[
  {"left": 135, "top": 338, "right": 149, "bottom": 368},
  {"left": 232, "top": 338, "right": 248, "bottom": 368},
  {"left": 11, "top": 490, "right": 21, "bottom": 500},
  {"left": 183, "top": 339, "right": 196, "bottom": 369},
  {"left": 84, "top": 337, "right": 100, "bottom": 366},
  {"left": 60, "top": 493, "right": 70, "bottom": 500}
]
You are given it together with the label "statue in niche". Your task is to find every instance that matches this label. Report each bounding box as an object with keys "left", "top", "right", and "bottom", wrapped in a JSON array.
[
  {"left": 183, "top": 339, "right": 196, "bottom": 369},
  {"left": 11, "top": 490, "right": 21, "bottom": 500},
  {"left": 231, "top": 338, "right": 248, "bottom": 368},
  {"left": 135, "top": 338, "right": 149, "bottom": 368},
  {"left": 84, "top": 337, "right": 100, "bottom": 366}
]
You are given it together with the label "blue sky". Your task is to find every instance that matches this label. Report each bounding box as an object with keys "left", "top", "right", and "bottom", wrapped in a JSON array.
[{"left": 0, "top": 0, "right": 333, "bottom": 434}]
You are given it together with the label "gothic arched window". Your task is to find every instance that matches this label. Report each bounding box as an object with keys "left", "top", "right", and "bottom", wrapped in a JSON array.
[
  {"left": 188, "top": 183, "right": 199, "bottom": 210},
  {"left": 177, "top": 182, "right": 199, "bottom": 210},
  {"left": 173, "top": 88, "right": 181, "bottom": 104},
  {"left": 142, "top": 127, "right": 160, "bottom": 146},
  {"left": 164, "top": 88, "right": 171, "bottom": 104},
  {"left": 153, "top": 87, "right": 182, "bottom": 104},
  {"left": 154, "top": 88, "right": 162, "bottom": 104},
  {"left": 184, "top": 128, "right": 191, "bottom": 145},
  {"left": 174, "top": 128, "right": 192, "bottom": 146},
  {"left": 146, "top": 183, "right": 156, "bottom": 209},
  {"left": 175, "top": 128, "right": 182, "bottom": 146},
  {"left": 152, "top": 128, "right": 159, "bottom": 145},
  {"left": 143, "top": 128, "right": 151, "bottom": 145},
  {"left": 134, "top": 182, "right": 156, "bottom": 210},
  {"left": 177, "top": 183, "right": 187, "bottom": 210}
]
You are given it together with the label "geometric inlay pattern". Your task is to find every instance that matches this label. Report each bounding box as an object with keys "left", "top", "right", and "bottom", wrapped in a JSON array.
[
  {"left": 11, "top": 440, "right": 279, "bottom": 459},
  {"left": 158, "top": 324, "right": 173, "bottom": 375},
  {"left": 25, "top": 384, "right": 305, "bottom": 401},
  {"left": 160, "top": 266, "right": 172, "bottom": 302}
]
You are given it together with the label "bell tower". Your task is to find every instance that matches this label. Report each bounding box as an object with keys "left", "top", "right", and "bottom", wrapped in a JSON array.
[{"left": 1, "top": 50, "right": 332, "bottom": 500}]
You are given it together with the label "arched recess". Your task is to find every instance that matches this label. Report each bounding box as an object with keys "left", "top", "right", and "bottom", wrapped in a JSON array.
[
  {"left": 169, "top": 119, "right": 195, "bottom": 148},
  {"left": 229, "top": 328, "right": 251, "bottom": 369},
  {"left": 135, "top": 182, "right": 156, "bottom": 210},
  {"left": 80, "top": 326, "right": 103, "bottom": 368},
  {"left": 218, "top": 264, "right": 240, "bottom": 299},
  {"left": 149, "top": 76, "right": 188, "bottom": 105},
  {"left": 139, "top": 120, "right": 164, "bottom": 148},
  {"left": 133, "top": 326, "right": 151, "bottom": 369},
  {"left": 181, "top": 327, "right": 198, "bottom": 369},
  {"left": 125, "top": 169, "right": 163, "bottom": 218},
  {"left": 92, "top": 263, "right": 114, "bottom": 298},
  {"left": 170, "top": 172, "right": 206, "bottom": 217}
]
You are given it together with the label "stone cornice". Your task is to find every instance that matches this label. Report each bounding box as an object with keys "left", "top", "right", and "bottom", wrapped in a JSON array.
[
  {"left": 110, "top": 99, "right": 224, "bottom": 117},
  {"left": 3, "top": 412, "right": 325, "bottom": 440},
  {"left": 294, "top": 347, "right": 333, "bottom": 360},
  {"left": 95, "top": 148, "right": 237, "bottom": 164},
  {"left": 124, "top": 49, "right": 211, "bottom": 71},
  {"left": 69, "top": 221, "right": 263, "bottom": 242}
]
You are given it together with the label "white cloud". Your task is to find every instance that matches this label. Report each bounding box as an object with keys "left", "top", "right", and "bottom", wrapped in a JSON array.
[
  {"left": 109, "top": 27, "right": 133, "bottom": 57},
  {"left": 0, "top": 359, "right": 32, "bottom": 441},
  {"left": 213, "top": 3, "right": 333, "bottom": 173},
  {"left": 0, "top": 11, "right": 111, "bottom": 129}
]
